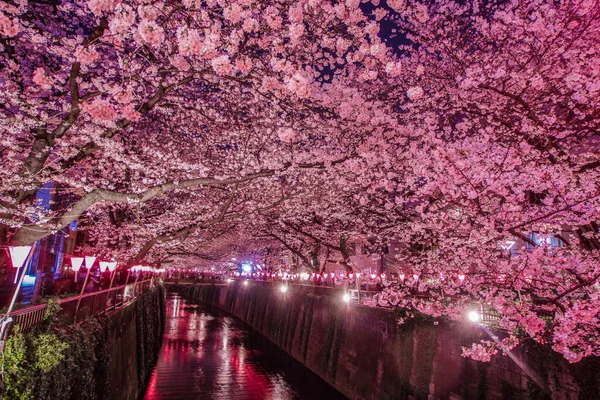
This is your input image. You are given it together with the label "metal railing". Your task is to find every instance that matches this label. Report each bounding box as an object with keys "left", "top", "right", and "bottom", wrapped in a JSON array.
[
  {"left": 165, "top": 278, "right": 515, "bottom": 325},
  {"left": 3, "top": 278, "right": 157, "bottom": 334},
  {"left": 166, "top": 278, "right": 382, "bottom": 307}
]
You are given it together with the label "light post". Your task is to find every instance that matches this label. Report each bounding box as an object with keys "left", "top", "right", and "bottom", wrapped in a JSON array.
[
  {"left": 105, "top": 261, "right": 118, "bottom": 313},
  {"left": 9, "top": 245, "right": 33, "bottom": 284},
  {"left": 74, "top": 256, "right": 97, "bottom": 321},
  {"left": 70, "top": 257, "right": 84, "bottom": 283},
  {"left": 1, "top": 243, "right": 36, "bottom": 350},
  {"left": 4, "top": 244, "right": 36, "bottom": 317}
]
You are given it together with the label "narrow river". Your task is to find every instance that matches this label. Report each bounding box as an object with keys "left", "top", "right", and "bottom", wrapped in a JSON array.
[{"left": 143, "top": 292, "right": 348, "bottom": 400}]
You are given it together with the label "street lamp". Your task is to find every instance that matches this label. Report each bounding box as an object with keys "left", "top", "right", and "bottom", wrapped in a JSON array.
[
  {"left": 70, "top": 257, "right": 84, "bottom": 282},
  {"left": 99, "top": 261, "right": 110, "bottom": 273},
  {"left": 280, "top": 285, "right": 288, "bottom": 293},
  {"left": 3, "top": 243, "right": 37, "bottom": 319},
  {"left": 342, "top": 293, "right": 351, "bottom": 303},
  {"left": 75, "top": 256, "right": 97, "bottom": 321},
  {"left": 467, "top": 310, "right": 480, "bottom": 323},
  {"left": 8, "top": 245, "right": 33, "bottom": 284}
]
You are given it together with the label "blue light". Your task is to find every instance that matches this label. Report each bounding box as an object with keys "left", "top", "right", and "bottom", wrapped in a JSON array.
[
  {"left": 241, "top": 263, "right": 252, "bottom": 273},
  {"left": 22, "top": 275, "right": 36, "bottom": 287}
]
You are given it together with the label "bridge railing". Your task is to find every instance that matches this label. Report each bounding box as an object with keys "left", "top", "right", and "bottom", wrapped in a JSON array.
[{"left": 3, "top": 278, "right": 157, "bottom": 334}]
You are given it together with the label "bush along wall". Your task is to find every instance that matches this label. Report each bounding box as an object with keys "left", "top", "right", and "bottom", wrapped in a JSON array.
[{"left": 0, "top": 284, "right": 165, "bottom": 400}]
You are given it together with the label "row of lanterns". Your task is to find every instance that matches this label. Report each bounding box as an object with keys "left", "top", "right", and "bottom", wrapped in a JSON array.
[
  {"left": 234, "top": 271, "right": 477, "bottom": 285},
  {"left": 6, "top": 245, "right": 159, "bottom": 285}
]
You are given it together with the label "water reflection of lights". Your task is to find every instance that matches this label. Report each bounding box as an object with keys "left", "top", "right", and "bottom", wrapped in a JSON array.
[
  {"left": 144, "top": 294, "right": 347, "bottom": 400},
  {"left": 172, "top": 297, "right": 180, "bottom": 317}
]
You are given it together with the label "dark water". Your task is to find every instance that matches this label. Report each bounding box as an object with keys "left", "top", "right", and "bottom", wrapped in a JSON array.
[{"left": 144, "top": 293, "right": 348, "bottom": 400}]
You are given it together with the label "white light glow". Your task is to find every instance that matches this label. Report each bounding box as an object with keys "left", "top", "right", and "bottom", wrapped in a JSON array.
[
  {"left": 243, "top": 280, "right": 249, "bottom": 286},
  {"left": 342, "top": 293, "right": 351, "bottom": 303},
  {"left": 70, "top": 257, "right": 84, "bottom": 271},
  {"left": 107, "top": 261, "right": 118, "bottom": 272},
  {"left": 241, "top": 263, "right": 252, "bottom": 273},
  {"left": 280, "top": 285, "right": 288, "bottom": 293},
  {"left": 99, "top": 261, "right": 110, "bottom": 272},
  {"left": 85, "top": 256, "right": 97, "bottom": 269},
  {"left": 468, "top": 310, "right": 480, "bottom": 322},
  {"left": 8, "top": 246, "right": 33, "bottom": 269}
]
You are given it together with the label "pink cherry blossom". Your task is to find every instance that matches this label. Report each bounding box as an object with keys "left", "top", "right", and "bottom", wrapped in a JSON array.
[{"left": 80, "top": 98, "right": 117, "bottom": 121}]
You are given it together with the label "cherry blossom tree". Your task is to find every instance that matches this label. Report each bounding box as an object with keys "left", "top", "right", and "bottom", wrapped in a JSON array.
[
  {"left": 358, "top": 0, "right": 600, "bottom": 363},
  {"left": 2, "top": 0, "right": 600, "bottom": 365},
  {"left": 0, "top": 0, "right": 398, "bottom": 245}
]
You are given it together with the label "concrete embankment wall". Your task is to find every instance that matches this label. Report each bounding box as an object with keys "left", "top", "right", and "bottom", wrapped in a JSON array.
[
  {"left": 108, "top": 285, "right": 166, "bottom": 400},
  {"left": 0, "top": 285, "right": 164, "bottom": 400},
  {"left": 175, "top": 282, "right": 598, "bottom": 400}
]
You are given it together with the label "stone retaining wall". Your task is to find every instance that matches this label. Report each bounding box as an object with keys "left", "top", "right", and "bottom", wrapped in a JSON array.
[{"left": 175, "top": 282, "right": 599, "bottom": 400}]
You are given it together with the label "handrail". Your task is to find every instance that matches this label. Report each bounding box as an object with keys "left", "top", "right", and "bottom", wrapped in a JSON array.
[
  {"left": 1, "top": 278, "right": 157, "bottom": 334},
  {"left": 166, "top": 278, "right": 508, "bottom": 327}
]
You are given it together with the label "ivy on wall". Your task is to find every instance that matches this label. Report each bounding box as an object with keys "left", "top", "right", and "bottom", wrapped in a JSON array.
[
  {"left": 1, "top": 285, "right": 165, "bottom": 400},
  {"left": 0, "top": 299, "right": 112, "bottom": 400}
]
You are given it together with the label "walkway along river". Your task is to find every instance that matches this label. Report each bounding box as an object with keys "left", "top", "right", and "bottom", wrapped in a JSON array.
[{"left": 143, "top": 292, "right": 348, "bottom": 399}]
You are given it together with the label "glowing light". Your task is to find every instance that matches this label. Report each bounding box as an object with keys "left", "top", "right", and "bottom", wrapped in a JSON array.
[
  {"left": 22, "top": 275, "right": 36, "bottom": 286},
  {"left": 355, "top": 273, "right": 361, "bottom": 279},
  {"left": 468, "top": 310, "right": 480, "bottom": 322},
  {"left": 500, "top": 240, "right": 516, "bottom": 250},
  {"left": 399, "top": 273, "right": 405, "bottom": 282},
  {"left": 280, "top": 285, "right": 288, "bottom": 293},
  {"left": 349, "top": 273, "right": 354, "bottom": 279},
  {"left": 413, "top": 274, "right": 420, "bottom": 281},
  {"left": 8, "top": 246, "right": 33, "bottom": 269},
  {"left": 226, "top": 278, "right": 233, "bottom": 283},
  {"left": 342, "top": 293, "right": 351, "bottom": 303},
  {"left": 85, "top": 256, "right": 97, "bottom": 269},
  {"left": 70, "top": 257, "right": 84, "bottom": 271},
  {"left": 370, "top": 274, "right": 376, "bottom": 279},
  {"left": 458, "top": 274, "right": 465, "bottom": 281},
  {"left": 241, "top": 263, "right": 252, "bottom": 273},
  {"left": 243, "top": 280, "right": 249, "bottom": 286}
]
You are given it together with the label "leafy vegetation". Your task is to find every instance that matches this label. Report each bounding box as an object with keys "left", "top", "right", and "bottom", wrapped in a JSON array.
[{"left": 0, "top": 285, "right": 165, "bottom": 400}]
